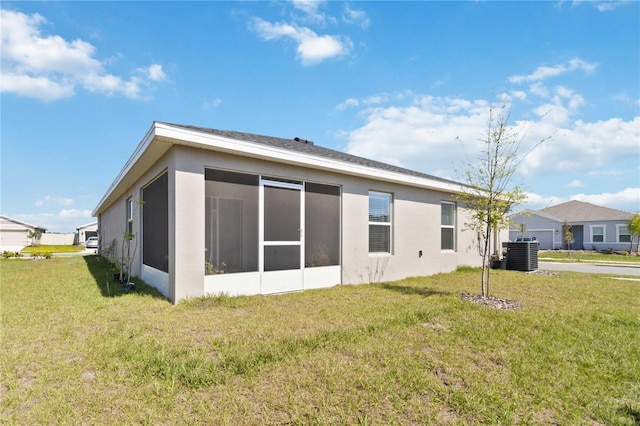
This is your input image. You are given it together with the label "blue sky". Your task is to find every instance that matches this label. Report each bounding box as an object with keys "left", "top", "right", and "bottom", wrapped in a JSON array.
[{"left": 1, "top": 1, "right": 639, "bottom": 232}]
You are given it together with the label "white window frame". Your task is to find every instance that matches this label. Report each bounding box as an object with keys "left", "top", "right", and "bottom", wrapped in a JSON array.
[
  {"left": 126, "top": 197, "right": 134, "bottom": 234},
  {"left": 127, "top": 198, "right": 134, "bottom": 221},
  {"left": 368, "top": 191, "right": 392, "bottom": 255},
  {"left": 616, "top": 224, "right": 631, "bottom": 243},
  {"left": 441, "top": 201, "right": 456, "bottom": 251},
  {"left": 590, "top": 224, "right": 606, "bottom": 243}
]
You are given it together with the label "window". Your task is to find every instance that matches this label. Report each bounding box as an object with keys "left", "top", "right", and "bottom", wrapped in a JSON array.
[
  {"left": 126, "top": 197, "right": 133, "bottom": 234},
  {"left": 205, "top": 169, "right": 259, "bottom": 274},
  {"left": 591, "top": 225, "right": 605, "bottom": 243},
  {"left": 369, "top": 191, "right": 392, "bottom": 253},
  {"left": 617, "top": 225, "right": 631, "bottom": 243},
  {"left": 441, "top": 201, "right": 456, "bottom": 251},
  {"left": 142, "top": 173, "right": 168, "bottom": 272}
]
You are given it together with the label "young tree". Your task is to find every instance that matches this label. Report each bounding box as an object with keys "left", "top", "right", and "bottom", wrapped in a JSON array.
[
  {"left": 27, "top": 229, "right": 41, "bottom": 246},
  {"left": 563, "top": 222, "right": 574, "bottom": 251},
  {"left": 456, "top": 103, "right": 549, "bottom": 298},
  {"left": 629, "top": 211, "right": 640, "bottom": 254}
]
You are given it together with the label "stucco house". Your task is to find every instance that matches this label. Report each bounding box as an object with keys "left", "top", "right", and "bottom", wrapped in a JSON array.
[
  {"left": 0, "top": 215, "right": 46, "bottom": 252},
  {"left": 509, "top": 200, "right": 636, "bottom": 251},
  {"left": 93, "top": 122, "right": 506, "bottom": 303},
  {"left": 76, "top": 221, "right": 98, "bottom": 244}
]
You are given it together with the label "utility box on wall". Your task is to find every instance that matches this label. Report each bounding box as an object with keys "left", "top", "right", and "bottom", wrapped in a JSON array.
[{"left": 506, "top": 242, "right": 539, "bottom": 272}]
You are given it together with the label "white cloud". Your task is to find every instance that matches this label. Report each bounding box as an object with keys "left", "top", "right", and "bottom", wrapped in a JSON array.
[
  {"left": 0, "top": 9, "right": 166, "bottom": 101},
  {"left": 291, "top": 0, "right": 334, "bottom": 25},
  {"left": 520, "top": 116, "right": 640, "bottom": 176},
  {"left": 252, "top": 18, "right": 351, "bottom": 65},
  {"left": 565, "top": 179, "right": 584, "bottom": 188},
  {"left": 342, "top": 4, "right": 371, "bottom": 28},
  {"left": 13, "top": 208, "right": 93, "bottom": 232},
  {"left": 145, "top": 64, "right": 167, "bottom": 82},
  {"left": 571, "top": 188, "right": 640, "bottom": 209},
  {"left": 339, "top": 91, "right": 639, "bottom": 186},
  {"left": 203, "top": 97, "right": 222, "bottom": 110},
  {"left": 336, "top": 97, "right": 359, "bottom": 110},
  {"left": 35, "top": 196, "right": 74, "bottom": 207},
  {"left": 508, "top": 58, "right": 597, "bottom": 84},
  {"left": 521, "top": 192, "right": 565, "bottom": 210},
  {"left": 0, "top": 73, "right": 74, "bottom": 102},
  {"left": 511, "top": 90, "right": 527, "bottom": 101},
  {"left": 579, "top": 0, "right": 634, "bottom": 12},
  {"left": 59, "top": 209, "right": 92, "bottom": 219},
  {"left": 344, "top": 95, "right": 495, "bottom": 178},
  {"left": 292, "top": 0, "right": 324, "bottom": 15}
]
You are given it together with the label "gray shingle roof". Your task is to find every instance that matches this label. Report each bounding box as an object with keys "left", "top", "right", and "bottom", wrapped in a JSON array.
[
  {"left": 538, "top": 200, "right": 634, "bottom": 222},
  {"left": 163, "top": 122, "right": 460, "bottom": 186}
]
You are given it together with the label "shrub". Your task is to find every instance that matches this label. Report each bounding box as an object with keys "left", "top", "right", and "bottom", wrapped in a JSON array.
[
  {"left": 2, "top": 251, "right": 13, "bottom": 259},
  {"left": 30, "top": 251, "right": 53, "bottom": 259}
]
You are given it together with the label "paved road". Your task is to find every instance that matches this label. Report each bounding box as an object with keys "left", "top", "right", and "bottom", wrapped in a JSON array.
[{"left": 539, "top": 261, "right": 640, "bottom": 277}]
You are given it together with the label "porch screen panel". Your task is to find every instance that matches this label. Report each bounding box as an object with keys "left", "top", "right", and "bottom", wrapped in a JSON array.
[
  {"left": 305, "top": 183, "right": 340, "bottom": 267},
  {"left": 205, "top": 169, "right": 258, "bottom": 274},
  {"left": 264, "top": 246, "right": 300, "bottom": 271},
  {"left": 264, "top": 186, "right": 300, "bottom": 242},
  {"left": 142, "top": 173, "right": 168, "bottom": 272}
]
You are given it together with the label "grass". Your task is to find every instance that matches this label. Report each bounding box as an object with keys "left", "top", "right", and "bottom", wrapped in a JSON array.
[
  {"left": 540, "top": 250, "right": 640, "bottom": 263},
  {"left": 21, "top": 245, "right": 87, "bottom": 253},
  {"left": 1, "top": 256, "right": 639, "bottom": 425}
]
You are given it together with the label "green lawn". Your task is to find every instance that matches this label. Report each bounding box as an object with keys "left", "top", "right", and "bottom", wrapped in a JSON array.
[
  {"left": 1, "top": 256, "right": 639, "bottom": 425},
  {"left": 540, "top": 250, "right": 640, "bottom": 263}
]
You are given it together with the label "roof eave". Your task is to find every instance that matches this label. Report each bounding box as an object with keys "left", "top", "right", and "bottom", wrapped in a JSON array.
[
  {"left": 93, "top": 122, "right": 467, "bottom": 216},
  {"left": 155, "top": 123, "right": 466, "bottom": 194}
]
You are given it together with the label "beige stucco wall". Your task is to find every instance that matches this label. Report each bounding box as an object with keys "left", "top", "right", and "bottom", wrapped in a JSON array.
[
  {"left": 168, "top": 147, "right": 205, "bottom": 302},
  {"left": 339, "top": 176, "right": 484, "bottom": 285},
  {"left": 99, "top": 144, "right": 505, "bottom": 303},
  {"left": 98, "top": 155, "right": 170, "bottom": 296}
]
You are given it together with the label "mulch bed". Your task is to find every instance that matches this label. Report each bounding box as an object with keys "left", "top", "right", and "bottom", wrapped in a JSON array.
[{"left": 460, "top": 292, "right": 521, "bottom": 310}]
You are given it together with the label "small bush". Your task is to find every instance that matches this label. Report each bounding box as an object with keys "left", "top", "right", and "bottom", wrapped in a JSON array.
[
  {"left": 30, "top": 251, "right": 53, "bottom": 259},
  {"left": 1, "top": 251, "right": 23, "bottom": 259},
  {"left": 620, "top": 250, "right": 629, "bottom": 256}
]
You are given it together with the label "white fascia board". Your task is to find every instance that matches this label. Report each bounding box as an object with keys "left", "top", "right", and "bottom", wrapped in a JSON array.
[{"left": 155, "top": 123, "right": 465, "bottom": 194}]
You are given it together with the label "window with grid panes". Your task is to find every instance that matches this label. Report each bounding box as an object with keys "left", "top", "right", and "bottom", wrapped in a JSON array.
[{"left": 368, "top": 191, "right": 392, "bottom": 253}]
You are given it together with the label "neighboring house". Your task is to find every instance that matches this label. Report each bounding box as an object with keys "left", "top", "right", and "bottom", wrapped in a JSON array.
[
  {"left": 94, "top": 122, "right": 507, "bottom": 303},
  {"left": 76, "top": 221, "right": 98, "bottom": 244},
  {"left": 510, "top": 200, "right": 636, "bottom": 251},
  {"left": 0, "top": 215, "right": 46, "bottom": 252}
]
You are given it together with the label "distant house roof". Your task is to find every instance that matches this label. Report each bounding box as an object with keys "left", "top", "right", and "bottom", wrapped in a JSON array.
[
  {"left": 76, "top": 221, "right": 98, "bottom": 231},
  {"left": 537, "top": 200, "right": 634, "bottom": 222},
  {"left": 0, "top": 215, "right": 47, "bottom": 232}
]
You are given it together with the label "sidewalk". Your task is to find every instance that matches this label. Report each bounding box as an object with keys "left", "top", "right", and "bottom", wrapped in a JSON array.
[{"left": 538, "top": 257, "right": 640, "bottom": 267}]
